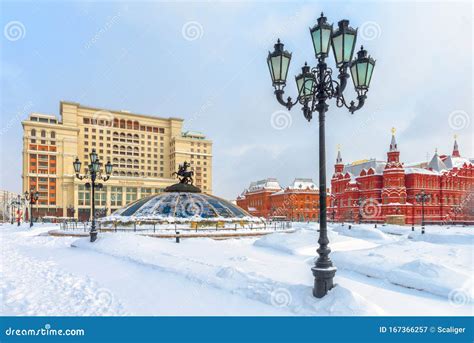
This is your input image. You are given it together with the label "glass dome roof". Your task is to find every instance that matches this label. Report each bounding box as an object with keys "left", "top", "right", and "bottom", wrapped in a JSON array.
[{"left": 107, "top": 192, "right": 255, "bottom": 222}]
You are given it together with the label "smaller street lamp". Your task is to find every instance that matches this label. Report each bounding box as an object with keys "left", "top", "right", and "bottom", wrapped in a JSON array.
[
  {"left": 10, "top": 195, "right": 23, "bottom": 225},
  {"left": 356, "top": 197, "right": 365, "bottom": 224},
  {"left": 24, "top": 189, "right": 39, "bottom": 228},
  {"left": 451, "top": 205, "right": 460, "bottom": 225},
  {"left": 415, "top": 190, "right": 431, "bottom": 234},
  {"left": 73, "top": 149, "right": 113, "bottom": 242},
  {"left": 67, "top": 204, "right": 76, "bottom": 220}
]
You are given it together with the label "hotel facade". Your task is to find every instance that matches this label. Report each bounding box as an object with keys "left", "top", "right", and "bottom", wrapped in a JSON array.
[{"left": 22, "top": 101, "right": 212, "bottom": 220}]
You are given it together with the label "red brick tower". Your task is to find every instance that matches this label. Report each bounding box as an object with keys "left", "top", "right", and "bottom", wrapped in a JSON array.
[
  {"left": 335, "top": 146, "right": 344, "bottom": 174},
  {"left": 381, "top": 128, "right": 407, "bottom": 223},
  {"left": 452, "top": 134, "right": 461, "bottom": 158}
]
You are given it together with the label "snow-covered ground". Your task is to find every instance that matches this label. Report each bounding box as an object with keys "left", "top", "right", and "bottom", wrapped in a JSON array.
[{"left": 0, "top": 222, "right": 472, "bottom": 316}]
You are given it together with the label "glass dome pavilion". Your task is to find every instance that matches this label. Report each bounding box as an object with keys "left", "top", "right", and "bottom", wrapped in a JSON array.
[{"left": 103, "top": 192, "right": 259, "bottom": 223}]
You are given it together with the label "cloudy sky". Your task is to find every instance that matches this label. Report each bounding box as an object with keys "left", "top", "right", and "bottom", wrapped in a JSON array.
[{"left": 1, "top": 1, "right": 472, "bottom": 200}]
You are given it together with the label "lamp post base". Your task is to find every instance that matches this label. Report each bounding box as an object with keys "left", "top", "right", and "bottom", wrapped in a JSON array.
[
  {"left": 90, "top": 230, "right": 98, "bottom": 242},
  {"left": 311, "top": 266, "right": 337, "bottom": 298}
]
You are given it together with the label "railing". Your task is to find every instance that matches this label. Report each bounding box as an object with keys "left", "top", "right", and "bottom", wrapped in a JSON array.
[{"left": 59, "top": 220, "right": 293, "bottom": 234}]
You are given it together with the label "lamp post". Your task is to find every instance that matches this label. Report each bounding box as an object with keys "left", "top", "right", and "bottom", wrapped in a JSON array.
[
  {"left": 24, "top": 189, "right": 39, "bottom": 227},
  {"left": 13, "top": 195, "right": 24, "bottom": 226},
  {"left": 10, "top": 199, "right": 16, "bottom": 225},
  {"left": 267, "top": 13, "right": 376, "bottom": 298},
  {"left": 73, "top": 149, "right": 113, "bottom": 242},
  {"left": 416, "top": 190, "right": 430, "bottom": 234},
  {"left": 356, "top": 197, "right": 365, "bottom": 224},
  {"left": 452, "top": 205, "right": 459, "bottom": 225},
  {"left": 67, "top": 204, "right": 76, "bottom": 219}
]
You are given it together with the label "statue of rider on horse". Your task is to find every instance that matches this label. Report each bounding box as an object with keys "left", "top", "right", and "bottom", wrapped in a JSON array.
[{"left": 173, "top": 161, "right": 194, "bottom": 185}]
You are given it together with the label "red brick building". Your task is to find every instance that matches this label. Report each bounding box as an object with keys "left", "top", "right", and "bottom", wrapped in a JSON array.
[
  {"left": 330, "top": 131, "right": 474, "bottom": 224},
  {"left": 237, "top": 178, "right": 320, "bottom": 221}
]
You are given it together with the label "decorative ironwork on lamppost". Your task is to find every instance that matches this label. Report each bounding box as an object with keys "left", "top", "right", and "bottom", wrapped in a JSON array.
[
  {"left": 415, "top": 190, "right": 431, "bottom": 234},
  {"left": 24, "top": 189, "right": 39, "bottom": 228},
  {"left": 267, "top": 13, "right": 376, "bottom": 298},
  {"left": 73, "top": 149, "right": 113, "bottom": 242}
]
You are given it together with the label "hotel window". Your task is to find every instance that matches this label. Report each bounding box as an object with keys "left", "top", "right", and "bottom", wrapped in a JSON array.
[
  {"left": 78, "top": 185, "right": 91, "bottom": 206},
  {"left": 111, "top": 187, "right": 123, "bottom": 206},
  {"left": 94, "top": 187, "right": 107, "bottom": 206},
  {"left": 126, "top": 187, "right": 137, "bottom": 204}
]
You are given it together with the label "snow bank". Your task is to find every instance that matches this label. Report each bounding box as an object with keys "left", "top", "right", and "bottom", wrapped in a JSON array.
[
  {"left": 73, "top": 234, "right": 383, "bottom": 315},
  {"left": 332, "top": 240, "right": 473, "bottom": 301},
  {"left": 1, "top": 228, "right": 126, "bottom": 316},
  {"left": 332, "top": 224, "right": 395, "bottom": 242},
  {"left": 408, "top": 230, "right": 474, "bottom": 245},
  {"left": 254, "top": 229, "right": 316, "bottom": 255}
]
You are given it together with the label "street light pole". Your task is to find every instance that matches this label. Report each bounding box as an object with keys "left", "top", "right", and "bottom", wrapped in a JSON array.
[
  {"left": 24, "top": 189, "right": 39, "bottom": 228},
  {"left": 10, "top": 200, "right": 15, "bottom": 225},
  {"left": 267, "top": 13, "right": 376, "bottom": 298},
  {"left": 356, "top": 197, "right": 365, "bottom": 224},
  {"left": 416, "top": 190, "right": 430, "bottom": 234},
  {"left": 73, "top": 149, "right": 113, "bottom": 242}
]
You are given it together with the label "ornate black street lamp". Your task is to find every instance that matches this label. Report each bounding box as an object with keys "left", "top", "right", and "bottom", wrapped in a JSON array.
[
  {"left": 267, "top": 13, "right": 376, "bottom": 298},
  {"left": 24, "top": 189, "right": 39, "bottom": 227},
  {"left": 73, "top": 149, "right": 113, "bottom": 242},
  {"left": 415, "top": 190, "right": 430, "bottom": 234}
]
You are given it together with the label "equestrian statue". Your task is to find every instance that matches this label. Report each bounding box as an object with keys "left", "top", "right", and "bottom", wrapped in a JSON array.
[{"left": 172, "top": 161, "right": 194, "bottom": 185}]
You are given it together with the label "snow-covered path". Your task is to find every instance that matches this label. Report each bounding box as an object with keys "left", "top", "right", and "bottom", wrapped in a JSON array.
[
  {"left": 1, "top": 222, "right": 472, "bottom": 316},
  {"left": 0, "top": 225, "right": 126, "bottom": 316},
  {"left": 0, "top": 224, "right": 288, "bottom": 315}
]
